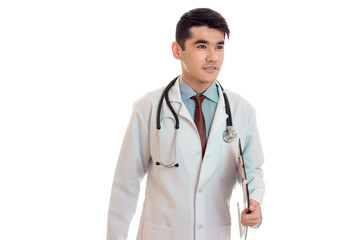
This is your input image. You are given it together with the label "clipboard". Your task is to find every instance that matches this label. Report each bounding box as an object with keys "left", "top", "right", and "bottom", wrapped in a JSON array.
[{"left": 237, "top": 139, "right": 250, "bottom": 240}]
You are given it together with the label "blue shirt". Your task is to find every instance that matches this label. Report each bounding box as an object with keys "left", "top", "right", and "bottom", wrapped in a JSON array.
[{"left": 179, "top": 76, "right": 219, "bottom": 139}]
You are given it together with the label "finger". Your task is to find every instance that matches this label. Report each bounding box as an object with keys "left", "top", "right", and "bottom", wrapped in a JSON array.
[
  {"left": 242, "top": 213, "right": 259, "bottom": 222},
  {"left": 242, "top": 208, "right": 260, "bottom": 221},
  {"left": 241, "top": 214, "right": 260, "bottom": 224},
  {"left": 241, "top": 206, "right": 252, "bottom": 216},
  {"left": 241, "top": 219, "right": 260, "bottom": 227},
  {"left": 241, "top": 208, "right": 252, "bottom": 220},
  {"left": 241, "top": 208, "right": 250, "bottom": 215},
  {"left": 241, "top": 213, "right": 260, "bottom": 224}
]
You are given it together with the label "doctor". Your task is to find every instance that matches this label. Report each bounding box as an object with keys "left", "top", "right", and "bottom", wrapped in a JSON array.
[{"left": 107, "top": 8, "right": 265, "bottom": 240}]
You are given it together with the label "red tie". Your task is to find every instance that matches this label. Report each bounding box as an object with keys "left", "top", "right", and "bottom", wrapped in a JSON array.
[{"left": 191, "top": 95, "right": 207, "bottom": 157}]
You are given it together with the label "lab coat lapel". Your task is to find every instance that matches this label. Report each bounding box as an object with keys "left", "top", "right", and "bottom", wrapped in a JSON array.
[
  {"left": 165, "top": 77, "right": 194, "bottom": 124},
  {"left": 207, "top": 84, "right": 228, "bottom": 144},
  {"left": 197, "top": 84, "right": 229, "bottom": 189}
]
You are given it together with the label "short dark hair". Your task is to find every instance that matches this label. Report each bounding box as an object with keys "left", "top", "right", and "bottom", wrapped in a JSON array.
[{"left": 176, "top": 8, "right": 230, "bottom": 50}]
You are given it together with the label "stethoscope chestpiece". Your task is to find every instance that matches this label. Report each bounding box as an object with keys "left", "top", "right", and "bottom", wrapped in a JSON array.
[{"left": 223, "top": 126, "right": 237, "bottom": 143}]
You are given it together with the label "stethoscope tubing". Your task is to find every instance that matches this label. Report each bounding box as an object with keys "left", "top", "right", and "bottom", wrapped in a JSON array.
[
  {"left": 216, "top": 81, "right": 233, "bottom": 127},
  {"left": 156, "top": 76, "right": 232, "bottom": 130},
  {"left": 156, "top": 76, "right": 179, "bottom": 130},
  {"left": 155, "top": 76, "right": 236, "bottom": 168}
]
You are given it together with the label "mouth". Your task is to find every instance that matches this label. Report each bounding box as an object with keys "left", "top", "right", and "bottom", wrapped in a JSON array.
[{"left": 203, "top": 66, "right": 217, "bottom": 72}]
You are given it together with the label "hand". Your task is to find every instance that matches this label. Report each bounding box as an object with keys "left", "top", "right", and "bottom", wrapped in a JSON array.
[{"left": 241, "top": 199, "right": 261, "bottom": 227}]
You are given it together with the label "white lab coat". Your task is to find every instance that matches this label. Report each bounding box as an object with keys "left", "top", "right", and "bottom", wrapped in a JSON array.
[{"left": 107, "top": 77, "right": 265, "bottom": 240}]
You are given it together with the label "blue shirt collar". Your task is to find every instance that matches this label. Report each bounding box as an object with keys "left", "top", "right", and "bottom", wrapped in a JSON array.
[{"left": 179, "top": 76, "right": 219, "bottom": 103}]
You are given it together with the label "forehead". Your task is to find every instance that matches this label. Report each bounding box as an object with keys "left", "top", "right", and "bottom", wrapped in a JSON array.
[{"left": 187, "top": 26, "right": 225, "bottom": 42}]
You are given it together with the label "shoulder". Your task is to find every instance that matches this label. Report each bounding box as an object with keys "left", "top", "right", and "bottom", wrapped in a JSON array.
[
  {"left": 224, "top": 89, "right": 255, "bottom": 113},
  {"left": 131, "top": 86, "right": 164, "bottom": 114},
  {"left": 223, "top": 89, "right": 259, "bottom": 128}
]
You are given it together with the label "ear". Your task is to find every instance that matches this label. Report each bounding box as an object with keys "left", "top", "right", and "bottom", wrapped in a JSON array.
[{"left": 171, "top": 41, "right": 182, "bottom": 60}]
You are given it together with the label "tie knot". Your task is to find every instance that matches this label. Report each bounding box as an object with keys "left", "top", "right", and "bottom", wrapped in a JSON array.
[{"left": 191, "top": 95, "right": 206, "bottom": 108}]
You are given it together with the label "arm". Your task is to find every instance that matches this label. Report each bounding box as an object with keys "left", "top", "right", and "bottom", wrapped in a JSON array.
[
  {"left": 107, "top": 105, "right": 151, "bottom": 240},
  {"left": 242, "top": 106, "right": 265, "bottom": 227}
]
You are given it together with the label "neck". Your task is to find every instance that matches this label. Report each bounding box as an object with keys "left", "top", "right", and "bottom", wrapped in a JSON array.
[{"left": 181, "top": 76, "right": 214, "bottom": 94}]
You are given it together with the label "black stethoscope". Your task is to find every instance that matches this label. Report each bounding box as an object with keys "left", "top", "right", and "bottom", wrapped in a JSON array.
[{"left": 155, "top": 76, "right": 237, "bottom": 168}]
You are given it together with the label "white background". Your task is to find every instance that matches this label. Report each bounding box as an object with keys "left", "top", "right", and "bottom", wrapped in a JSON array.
[{"left": 1, "top": 0, "right": 359, "bottom": 239}]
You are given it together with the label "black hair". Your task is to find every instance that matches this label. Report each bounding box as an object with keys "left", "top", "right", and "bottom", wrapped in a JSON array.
[{"left": 176, "top": 8, "right": 230, "bottom": 50}]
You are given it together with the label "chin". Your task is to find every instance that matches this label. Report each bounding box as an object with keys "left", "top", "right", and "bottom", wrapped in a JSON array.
[{"left": 202, "top": 75, "right": 218, "bottom": 83}]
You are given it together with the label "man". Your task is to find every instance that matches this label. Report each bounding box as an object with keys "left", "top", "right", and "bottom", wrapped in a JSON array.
[{"left": 107, "top": 8, "right": 265, "bottom": 240}]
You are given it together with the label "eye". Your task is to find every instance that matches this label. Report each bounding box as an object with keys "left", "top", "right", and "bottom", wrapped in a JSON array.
[
  {"left": 197, "top": 45, "right": 206, "bottom": 49},
  {"left": 217, "top": 45, "right": 224, "bottom": 50}
]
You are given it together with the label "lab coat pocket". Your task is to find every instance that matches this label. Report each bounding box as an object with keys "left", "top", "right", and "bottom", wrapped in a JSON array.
[
  {"left": 220, "top": 143, "right": 238, "bottom": 178},
  {"left": 142, "top": 220, "right": 172, "bottom": 240},
  {"left": 219, "top": 224, "right": 231, "bottom": 240}
]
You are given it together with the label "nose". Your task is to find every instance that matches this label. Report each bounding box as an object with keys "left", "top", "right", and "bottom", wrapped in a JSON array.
[{"left": 206, "top": 48, "right": 217, "bottom": 63}]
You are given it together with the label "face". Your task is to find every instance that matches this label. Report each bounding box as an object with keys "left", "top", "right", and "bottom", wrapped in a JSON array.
[{"left": 172, "top": 26, "right": 225, "bottom": 93}]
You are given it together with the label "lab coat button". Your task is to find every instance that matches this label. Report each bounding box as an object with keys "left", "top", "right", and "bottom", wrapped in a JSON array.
[
  {"left": 198, "top": 189, "right": 203, "bottom": 193},
  {"left": 197, "top": 224, "right": 203, "bottom": 229}
]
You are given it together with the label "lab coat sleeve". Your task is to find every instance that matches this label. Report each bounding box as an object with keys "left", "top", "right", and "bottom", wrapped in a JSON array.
[
  {"left": 107, "top": 102, "right": 151, "bottom": 240},
  {"left": 243, "top": 106, "right": 265, "bottom": 206}
]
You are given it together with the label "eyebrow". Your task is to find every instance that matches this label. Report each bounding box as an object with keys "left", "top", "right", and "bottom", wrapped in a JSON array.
[{"left": 193, "top": 40, "right": 225, "bottom": 45}]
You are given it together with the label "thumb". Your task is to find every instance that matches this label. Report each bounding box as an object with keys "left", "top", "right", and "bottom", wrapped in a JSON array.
[
  {"left": 249, "top": 204, "right": 255, "bottom": 212},
  {"left": 249, "top": 199, "right": 258, "bottom": 212}
]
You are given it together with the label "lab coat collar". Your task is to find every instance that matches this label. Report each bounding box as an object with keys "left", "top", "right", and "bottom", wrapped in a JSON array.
[
  {"left": 167, "top": 77, "right": 225, "bottom": 123},
  {"left": 179, "top": 76, "right": 219, "bottom": 104},
  {"left": 165, "top": 76, "right": 228, "bottom": 143},
  {"left": 162, "top": 76, "right": 193, "bottom": 123}
]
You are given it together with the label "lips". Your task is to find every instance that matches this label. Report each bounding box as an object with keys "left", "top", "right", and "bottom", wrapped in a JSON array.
[
  {"left": 203, "top": 66, "right": 217, "bottom": 72},
  {"left": 203, "top": 65, "right": 217, "bottom": 69}
]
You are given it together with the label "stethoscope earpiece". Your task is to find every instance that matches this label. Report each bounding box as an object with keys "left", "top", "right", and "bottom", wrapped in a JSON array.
[{"left": 156, "top": 161, "right": 179, "bottom": 168}]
